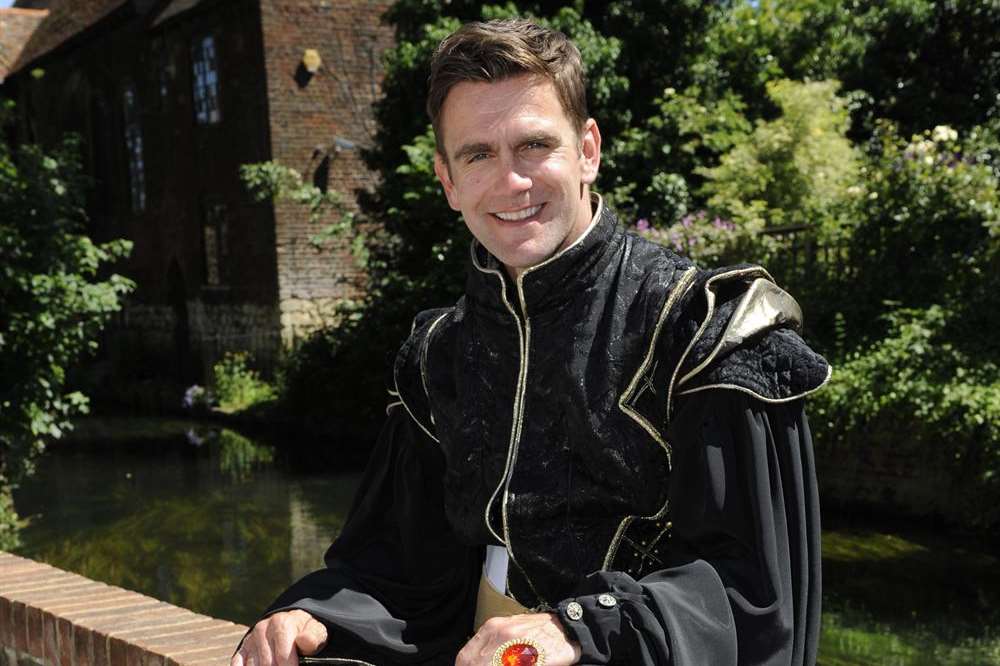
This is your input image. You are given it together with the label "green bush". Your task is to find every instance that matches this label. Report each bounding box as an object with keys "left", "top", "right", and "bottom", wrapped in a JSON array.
[
  {"left": 0, "top": 108, "right": 134, "bottom": 548},
  {"left": 698, "top": 79, "right": 860, "bottom": 239},
  {"left": 211, "top": 352, "right": 276, "bottom": 414},
  {"left": 810, "top": 305, "right": 1000, "bottom": 528},
  {"left": 827, "top": 121, "right": 1000, "bottom": 348}
]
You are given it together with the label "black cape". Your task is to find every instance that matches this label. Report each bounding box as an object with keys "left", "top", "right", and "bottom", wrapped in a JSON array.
[{"left": 259, "top": 199, "right": 828, "bottom": 665}]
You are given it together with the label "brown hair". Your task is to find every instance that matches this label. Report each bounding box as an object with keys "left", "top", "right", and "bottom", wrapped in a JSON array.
[{"left": 427, "top": 18, "right": 588, "bottom": 155}]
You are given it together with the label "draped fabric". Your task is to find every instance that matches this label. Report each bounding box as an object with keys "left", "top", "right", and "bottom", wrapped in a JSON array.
[
  {"left": 555, "top": 391, "right": 821, "bottom": 665},
  {"left": 260, "top": 389, "right": 821, "bottom": 665}
]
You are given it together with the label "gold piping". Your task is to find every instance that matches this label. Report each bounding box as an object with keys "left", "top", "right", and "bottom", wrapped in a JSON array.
[
  {"left": 665, "top": 266, "right": 772, "bottom": 421},
  {"left": 420, "top": 312, "right": 449, "bottom": 427},
  {"left": 674, "top": 363, "right": 834, "bottom": 403},
  {"left": 393, "top": 351, "right": 439, "bottom": 445},
  {"left": 472, "top": 193, "right": 606, "bottom": 607},
  {"left": 677, "top": 277, "right": 801, "bottom": 388},
  {"left": 617, "top": 267, "right": 698, "bottom": 453},
  {"left": 472, "top": 244, "right": 525, "bottom": 548},
  {"left": 604, "top": 267, "right": 697, "bottom": 570}
]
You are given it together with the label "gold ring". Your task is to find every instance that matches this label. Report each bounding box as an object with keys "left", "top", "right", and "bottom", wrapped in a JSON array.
[{"left": 491, "top": 637, "right": 546, "bottom": 666}]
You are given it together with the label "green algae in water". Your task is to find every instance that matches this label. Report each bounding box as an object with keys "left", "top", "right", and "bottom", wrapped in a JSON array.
[{"left": 820, "top": 526, "right": 1000, "bottom": 665}]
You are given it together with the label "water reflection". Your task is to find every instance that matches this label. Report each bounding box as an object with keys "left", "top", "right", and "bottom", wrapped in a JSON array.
[
  {"left": 11, "top": 420, "right": 1000, "bottom": 664},
  {"left": 819, "top": 525, "right": 1000, "bottom": 665},
  {"left": 13, "top": 421, "right": 359, "bottom": 625}
]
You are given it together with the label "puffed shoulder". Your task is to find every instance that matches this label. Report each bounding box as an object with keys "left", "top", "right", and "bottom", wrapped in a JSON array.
[
  {"left": 671, "top": 264, "right": 832, "bottom": 404},
  {"left": 392, "top": 306, "right": 454, "bottom": 442}
]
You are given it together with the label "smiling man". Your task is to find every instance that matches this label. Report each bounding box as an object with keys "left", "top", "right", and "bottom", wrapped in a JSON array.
[{"left": 233, "top": 18, "right": 830, "bottom": 666}]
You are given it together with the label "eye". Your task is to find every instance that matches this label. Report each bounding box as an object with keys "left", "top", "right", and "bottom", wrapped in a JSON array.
[{"left": 467, "top": 152, "right": 489, "bottom": 164}]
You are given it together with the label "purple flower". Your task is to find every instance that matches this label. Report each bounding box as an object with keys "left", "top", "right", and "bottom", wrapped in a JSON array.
[
  {"left": 182, "top": 385, "right": 204, "bottom": 409},
  {"left": 636, "top": 218, "right": 651, "bottom": 231},
  {"left": 186, "top": 428, "right": 206, "bottom": 447}
]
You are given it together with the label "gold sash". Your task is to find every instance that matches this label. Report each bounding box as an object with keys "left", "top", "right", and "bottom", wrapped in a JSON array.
[{"left": 474, "top": 567, "right": 530, "bottom": 630}]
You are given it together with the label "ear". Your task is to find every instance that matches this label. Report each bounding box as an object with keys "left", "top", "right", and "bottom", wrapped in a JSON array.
[
  {"left": 579, "top": 118, "right": 602, "bottom": 186},
  {"left": 434, "top": 152, "right": 461, "bottom": 211}
]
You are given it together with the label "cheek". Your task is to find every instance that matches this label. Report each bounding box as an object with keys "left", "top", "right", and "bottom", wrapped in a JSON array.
[{"left": 537, "top": 158, "right": 575, "bottom": 186}]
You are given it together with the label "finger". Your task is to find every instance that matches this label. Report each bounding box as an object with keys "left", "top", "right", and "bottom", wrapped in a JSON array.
[
  {"left": 252, "top": 624, "right": 274, "bottom": 666},
  {"left": 230, "top": 649, "right": 244, "bottom": 666},
  {"left": 267, "top": 620, "right": 299, "bottom": 666},
  {"left": 294, "top": 618, "right": 328, "bottom": 656}
]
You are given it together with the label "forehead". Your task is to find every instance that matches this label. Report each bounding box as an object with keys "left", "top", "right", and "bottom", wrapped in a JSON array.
[{"left": 437, "top": 75, "right": 574, "bottom": 153}]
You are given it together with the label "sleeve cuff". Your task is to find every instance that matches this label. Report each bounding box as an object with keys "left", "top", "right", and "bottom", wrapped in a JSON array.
[{"left": 553, "top": 571, "right": 645, "bottom": 664}]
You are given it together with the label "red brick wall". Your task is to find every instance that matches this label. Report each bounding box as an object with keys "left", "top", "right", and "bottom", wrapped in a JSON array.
[
  {"left": 258, "top": 0, "right": 393, "bottom": 340},
  {"left": 0, "top": 552, "right": 247, "bottom": 666}
]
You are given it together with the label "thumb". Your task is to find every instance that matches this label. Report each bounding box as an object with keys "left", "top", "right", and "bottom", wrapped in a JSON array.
[{"left": 294, "top": 618, "right": 328, "bottom": 656}]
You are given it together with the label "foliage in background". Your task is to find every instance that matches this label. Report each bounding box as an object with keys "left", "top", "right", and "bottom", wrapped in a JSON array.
[
  {"left": 829, "top": 122, "right": 1000, "bottom": 346},
  {"left": 211, "top": 352, "right": 276, "bottom": 414},
  {"left": 701, "top": 0, "right": 1000, "bottom": 140},
  {"left": 240, "top": 161, "right": 364, "bottom": 262},
  {"left": 0, "top": 103, "right": 134, "bottom": 548},
  {"left": 698, "top": 79, "right": 859, "bottom": 239},
  {"left": 810, "top": 306, "right": 1000, "bottom": 528}
]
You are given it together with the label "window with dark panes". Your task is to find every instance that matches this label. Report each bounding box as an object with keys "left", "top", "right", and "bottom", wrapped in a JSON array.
[
  {"left": 122, "top": 83, "right": 146, "bottom": 212},
  {"left": 192, "top": 34, "right": 221, "bottom": 124},
  {"left": 202, "top": 201, "right": 228, "bottom": 286}
]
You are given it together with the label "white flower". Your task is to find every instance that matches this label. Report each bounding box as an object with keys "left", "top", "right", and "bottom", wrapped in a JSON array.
[
  {"left": 868, "top": 192, "right": 879, "bottom": 200},
  {"left": 924, "top": 155, "right": 935, "bottom": 166},
  {"left": 932, "top": 125, "right": 958, "bottom": 142},
  {"left": 847, "top": 186, "right": 862, "bottom": 196}
]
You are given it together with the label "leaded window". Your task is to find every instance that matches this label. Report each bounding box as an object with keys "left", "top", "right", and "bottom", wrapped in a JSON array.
[
  {"left": 122, "top": 84, "right": 146, "bottom": 212},
  {"left": 192, "top": 35, "right": 221, "bottom": 124},
  {"left": 202, "top": 202, "right": 228, "bottom": 286}
]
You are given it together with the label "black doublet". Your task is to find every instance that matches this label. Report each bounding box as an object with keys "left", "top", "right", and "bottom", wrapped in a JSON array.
[
  {"left": 259, "top": 200, "right": 831, "bottom": 665},
  {"left": 394, "top": 200, "right": 828, "bottom": 608}
]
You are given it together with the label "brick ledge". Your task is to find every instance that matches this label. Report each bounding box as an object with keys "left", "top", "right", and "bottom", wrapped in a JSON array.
[{"left": 0, "top": 552, "right": 248, "bottom": 666}]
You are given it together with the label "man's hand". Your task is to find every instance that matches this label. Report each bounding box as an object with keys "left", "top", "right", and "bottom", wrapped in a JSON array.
[
  {"left": 456, "top": 613, "right": 581, "bottom": 666},
  {"left": 231, "top": 610, "right": 328, "bottom": 666}
]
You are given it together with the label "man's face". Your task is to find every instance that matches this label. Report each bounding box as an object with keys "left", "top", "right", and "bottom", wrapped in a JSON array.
[{"left": 433, "top": 74, "right": 601, "bottom": 278}]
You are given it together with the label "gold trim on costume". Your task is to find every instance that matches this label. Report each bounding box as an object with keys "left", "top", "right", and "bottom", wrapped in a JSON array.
[
  {"left": 677, "top": 278, "right": 802, "bottom": 389},
  {"left": 675, "top": 363, "right": 834, "bottom": 403},
  {"left": 420, "top": 312, "right": 450, "bottom": 427},
  {"left": 473, "top": 193, "right": 606, "bottom": 608},
  {"left": 665, "top": 266, "right": 773, "bottom": 421},
  {"left": 604, "top": 267, "right": 698, "bottom": 570}
]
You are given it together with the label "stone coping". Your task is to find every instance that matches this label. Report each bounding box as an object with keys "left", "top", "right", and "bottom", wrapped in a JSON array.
[{"left": 0, "top": 552, "right": 248, "bottom": 666}]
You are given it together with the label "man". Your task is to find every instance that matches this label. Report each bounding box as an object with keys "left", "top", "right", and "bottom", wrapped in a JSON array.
[{"left": 232, "top": 18, "right": 829, "bottom": 666}]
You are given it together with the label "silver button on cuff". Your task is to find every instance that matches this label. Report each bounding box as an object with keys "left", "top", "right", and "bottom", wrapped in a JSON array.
[
  {"left": 566, "top": 601, "right": 584, "bottom": 621},
  {"left": 597, "top": 593, "right": 618, "bottom": 608}
]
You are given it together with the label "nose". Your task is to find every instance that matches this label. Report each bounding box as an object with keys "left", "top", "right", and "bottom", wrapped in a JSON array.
[{"left": 500, "top": 156, "right": 532, "bottom": 193}]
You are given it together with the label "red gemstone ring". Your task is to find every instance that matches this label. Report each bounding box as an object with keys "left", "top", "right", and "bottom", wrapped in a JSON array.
[{"left": 491, "top": 638, "right": 546, "bottom": 666}]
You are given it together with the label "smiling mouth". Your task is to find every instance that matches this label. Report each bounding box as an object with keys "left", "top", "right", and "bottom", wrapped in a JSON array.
[{"left": 491, "top": 203, "right": 544, "bottom": 222}]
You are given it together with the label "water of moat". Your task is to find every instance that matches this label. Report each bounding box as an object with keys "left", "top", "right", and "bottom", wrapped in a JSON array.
[{"left": 12, "top": 418, "right": 1000, "bottom": 666}]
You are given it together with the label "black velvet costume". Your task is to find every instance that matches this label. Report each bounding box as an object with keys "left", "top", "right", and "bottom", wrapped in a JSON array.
[{"left": 259, "top": 198, "right": 831, "bottom": 665}]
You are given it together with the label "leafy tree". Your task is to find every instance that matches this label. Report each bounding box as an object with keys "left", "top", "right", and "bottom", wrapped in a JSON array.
[
  {"left": 698, "top": 0, "right": 1000, "bottom": 139},
  {"left": 0, "top": 103, "right": 134, "bottom": 548},
  {"left": 698, "top": 79, "right": 859, "bottom": 237}
]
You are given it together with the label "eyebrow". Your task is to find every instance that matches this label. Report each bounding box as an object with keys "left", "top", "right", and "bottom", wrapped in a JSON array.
[{"left": 453, "top": 142, "right": 494, "bottom": 163}]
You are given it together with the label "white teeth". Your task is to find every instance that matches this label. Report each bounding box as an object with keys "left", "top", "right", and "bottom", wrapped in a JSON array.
[{"left": 494, "top": 204, "right": 542, "bottom": 221}]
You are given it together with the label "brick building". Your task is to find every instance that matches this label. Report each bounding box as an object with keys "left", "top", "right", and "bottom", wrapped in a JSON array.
[{"left": 0, "top": 0, "right": 393, "bottom": 384}]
